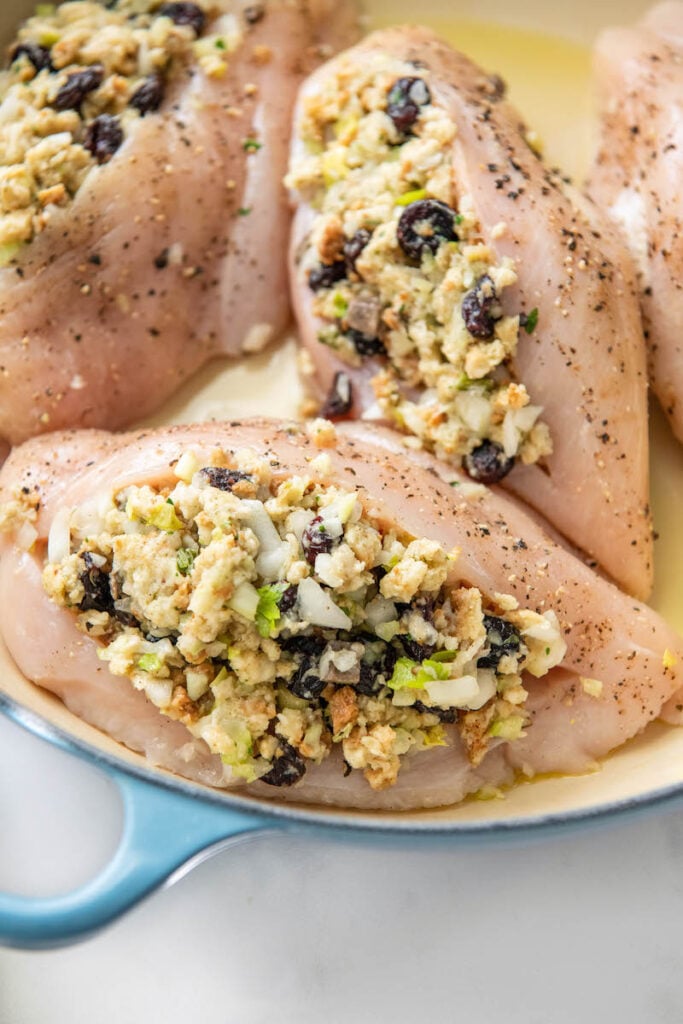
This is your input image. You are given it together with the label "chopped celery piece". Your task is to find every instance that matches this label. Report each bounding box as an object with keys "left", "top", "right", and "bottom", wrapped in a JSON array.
[
  {"left": 147, "top": 502, "right": 183, "bottom": 533},
  {"left": 387, "top": 657, "right": 451, "bottom": 691},
  {"left": 255, "top": 584, "right": 284, "bottom": 638},
  {"left": 137, "top": 653, "right": 162, "bottom": 673},
  {"left": 395, "top": 188, "right": 427, "bottom": 206}
]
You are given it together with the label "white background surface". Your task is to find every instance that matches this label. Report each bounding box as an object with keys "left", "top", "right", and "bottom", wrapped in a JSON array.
[{"left": 2, "top": 711, "right": 683, "bottom": 1024}]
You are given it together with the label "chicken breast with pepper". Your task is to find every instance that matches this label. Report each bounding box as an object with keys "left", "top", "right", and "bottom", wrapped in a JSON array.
[
  {"left": 0, "top": 418, "right": 678, "bottom": 811},
  {"left": 288, "top": 27, "right": 652, "bottom": 600},
  {"left": 589, "top": 2, "right": 683, "bottom": 445},
  {"left": 0, "top": 0, "right": 357, "bottom": 454}
]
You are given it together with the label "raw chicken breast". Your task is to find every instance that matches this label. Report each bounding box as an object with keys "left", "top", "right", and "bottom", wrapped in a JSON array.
[
  {"left": 589, "top": 2, "right": 683, "bottom": 445},
  {"left": 0, "top": 0, "right": 357, "bottom": 453},
  {"left": 288, "top": 27, "right": 652, "bottom": 600},
  {"left": 0, "top": 419, "right": 679, "bottom": 812}
]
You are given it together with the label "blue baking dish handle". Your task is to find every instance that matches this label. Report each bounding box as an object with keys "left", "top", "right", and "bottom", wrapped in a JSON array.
[{"left": 0, "top": 767, "right": 275, "bottom": 951}]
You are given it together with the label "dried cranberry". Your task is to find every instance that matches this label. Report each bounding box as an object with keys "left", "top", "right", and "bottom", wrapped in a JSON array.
[
  {"left": 116, "top": 611, "right": 140, "bottom": 628},
  {"left": 387, "top": 76, "right": 431, "bottom": 134},
  {"left": 413, "top": 699, "right": 457, "bottom": 723},
  {"left": 53, "top": 65, "right": 104, "bottom": 111},
  {"left": 84, "top": 115, "right": 123, "bottom": 164},
  {"left": 308, "top": 261, "right": 346, "bottom": 292},
  {"left": 347, "top": 328, "right": 386, "bottom": 358},
  {"left": 343, "top": 229, "right": 372, "bottom": 272},
  {"left": 278, "top": 585, "right": 298, "bottom": 615},
  {"left": 79, "top": 553, "right": 114, "bottom": 614},
  {"left": 400, "top": 636, "right": 436, "bottom": 661},
  {"left": 321, "top": 372, "right": 353, "bottom": 419},
  {"left": 280, "top": 634, "right": 327, "bottom": 658},
  {"left": 461, "top": 274, "right": 499, "bottom": 340},
  {"left": 301, "top": 516, "right": 334, "bottom": 564},
  {"left": 354, "top": 662, "right": 383, "bottom": 696},
  {"left": 260, "top": 740, "right": 307, "bottom": 787},
  {"left": 463, "top": 440, "right": 515, "bottom": 485},
  {"left": 199, "top": 467, "right": 252, "bottom": 491},
  {"left": 397, "top": 199, "right": 458, "bottom": 260},
  {"left": 158, "top": 2, "right": 206, "bottom": 35},
  {"left": 354, "top": 643, "right": 398, "bottom": 695},
  {"left": 130, "top": 73, "right": 165, "bottom": 115},
  {"left": 10, "top": 42, "right": 53, "bottom": 73},
  {"left": 287, "top": 661, "right": 326, "bottom": 701},
  {"left": 477, "top": 614, "right": 521, "bottom": 670}
]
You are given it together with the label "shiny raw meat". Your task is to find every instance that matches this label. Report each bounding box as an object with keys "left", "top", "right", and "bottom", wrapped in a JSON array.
[
  {"left": 589, "top": 2, "right": 683, "bottom": 445},
  {"left": 289, "top": 28, "right": 652, "bottom": 600},
  {"left": 0, "top": 0, "right": 357, "bottom": 454},
  {"left": 0, "top": 419, "right": 679, "bottom": 811}
]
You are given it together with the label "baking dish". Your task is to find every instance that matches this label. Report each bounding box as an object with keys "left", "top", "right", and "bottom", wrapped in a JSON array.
[{"left": 2, "top": 0, "right": 681, "bottom": 951}]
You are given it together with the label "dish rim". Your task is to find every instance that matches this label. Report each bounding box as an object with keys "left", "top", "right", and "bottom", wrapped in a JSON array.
[{"left": 4, "top": 687, "right": 683, "bottom": 839}]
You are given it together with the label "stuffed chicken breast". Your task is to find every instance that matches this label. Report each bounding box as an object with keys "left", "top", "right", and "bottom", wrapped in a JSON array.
[
  {"left": 589, "top": 2, "right": 683, "bottom": 445},
  {"left": 0, "top": 419, "right": 679, "bottom": 811},
  {"left": 288, "top": 27, "right": 652, "bottom": 600},
  {"left": 0, "top": 0, "right": 357, "bottom": 453}
]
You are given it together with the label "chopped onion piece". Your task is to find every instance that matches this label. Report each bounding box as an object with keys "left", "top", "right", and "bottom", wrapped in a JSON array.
[
  {"left": 322, "top": 492, "right": 358, "bottom": 526},
  {"left": 365, "top": 595, "right": 397, "bottom": 627},
  {"left": 467, "top": 669, "right": 497, "bottom": 710},
  {"left": 424, "top": 674, "right": 480, "bottom": 709},
  {"left": 522, "top": 610, "right": 567, "bottom": 677},
  {"left": 186, "top": 669, "right": 210, "bottom": 702},
  {"left": 47, "top": 507, "right": 72, "bottom": 564},
  {"left": 175, "top": 450, "right": 202, "bottom": 483},
  {"left": 314, "top": 552, "right": 344, "bottom": 588},
  {"left": 16, "top": 520, "right": 38, "bottom": 552},
  {"left": 241, "top": 500, "right": 287, "bottom": 581},
  {"left": 297, "top": 577, "right": 352, "bottom": 629},
  {"left": 144, "top": 680, "right": 173, "bottom": 708},
  {"left": 287, "top": 508, "right": 315, "bottom": 541}
]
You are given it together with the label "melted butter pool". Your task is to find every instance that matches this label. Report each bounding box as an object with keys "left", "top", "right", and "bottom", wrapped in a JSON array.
[{"left": 142, "top": 15, "right": 682, "bottom": 631}]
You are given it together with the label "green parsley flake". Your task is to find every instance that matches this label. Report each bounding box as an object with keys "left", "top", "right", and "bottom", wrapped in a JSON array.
[{"left": 523, "top": 308, "right": 539, "bottom": 334}]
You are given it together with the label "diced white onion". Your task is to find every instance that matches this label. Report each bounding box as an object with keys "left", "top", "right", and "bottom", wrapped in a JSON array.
[
  {"left": 522, "top": 611, "right": 567, "bottom": 677},
  {"left": 256, "top": 546, "right": 289, "bottom": 581},
  {"left": 502, "top": 406, "right": 543, "bottom": 458},
  {"left": 365, "top": 595, "right": 397, "bottom": 627},
  {"left": 240, "top": 500, "right": 287, "bottom": 581},
  {"left": 522, "top": 611, "right": 560, "bottom": 642},
  {"left": 144, "top": 681, "right": 173, "bottom": 708},
  {"left": 47, "top": 507, "right": 72, "bottom": 564},
  {"left": 455, "top": 392, "right": 492, "bottom": 434},
  {"left": 424, "top": 674, "right": 480, "bottom": 709},
  {"left": 314, "top": 552, "right": 344, "bottom": 588},
  {"left": 70, "top": 496, "right": 107, "bottom": 539},
  {"left": 175, "top": 450, "right": 202, "bottom": 483},
  {"left": 468, "top": 669, "right": 498, "bottom": 710},
  {"left": 16, "top": 520, "right": 38, "bottom": 552},
  {"left": 322, "top": 493, "right": 359, "bottom": 526},
  {"left": 297, "top": 577, "right": 352, "bottom": 630},
  {"left": 286, "top": 508, "right": 315, "bottom": 542},
  {"left": 186, "top": 670, "right": 210, "bottom": 702},
  {"left": 318, "top": 513, "right": 343, "bottom": 540}
]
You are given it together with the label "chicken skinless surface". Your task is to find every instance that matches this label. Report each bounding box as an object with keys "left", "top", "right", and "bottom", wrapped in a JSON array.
[
  {"left": 0, "top": 420, "right": 679, "bottom": 811},
  {"left": 288, "top": 27, "right": 653, "bottom": 600}
]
